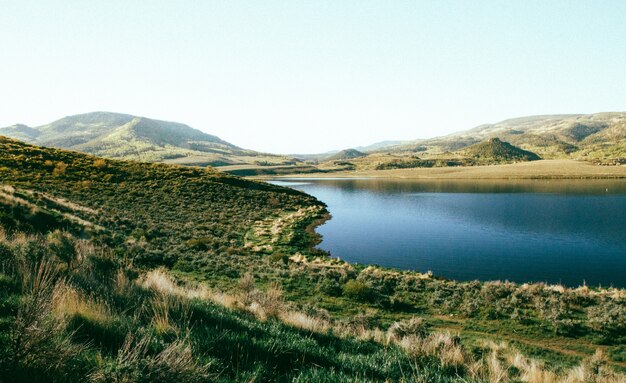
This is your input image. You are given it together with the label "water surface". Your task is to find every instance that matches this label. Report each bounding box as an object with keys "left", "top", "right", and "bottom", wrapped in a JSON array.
[{"left": 273, "top": 179, "right": 626, "bottom": 287}]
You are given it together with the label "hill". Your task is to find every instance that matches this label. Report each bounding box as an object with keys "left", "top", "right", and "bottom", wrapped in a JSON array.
[
  {"left": 327, "top": 148, "right": 367, "bottom": 161},
  {"left": 462, "top": 137, "right": 541, "bottom": 163},
  {"left": 0, "top": 112, "right": 297, "bottom": 167},
  {"left": 381, "top": 112, "right": 626, "bottom": 160}
]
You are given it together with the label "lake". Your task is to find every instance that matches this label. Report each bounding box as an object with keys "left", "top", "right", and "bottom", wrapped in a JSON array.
[{"left": 272, "top": 178, "right": 626, "bottom": 288}]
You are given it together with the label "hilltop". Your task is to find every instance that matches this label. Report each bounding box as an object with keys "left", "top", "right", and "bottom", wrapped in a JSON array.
[
  {"left": 462, "top": 137, "right": 541, "bottom": 163},
  {"left": 0, "top": 112, "right": 298, "bottom": 167},
  {"left": 326, "top": 148, "right": 366, "bottom": 161}
]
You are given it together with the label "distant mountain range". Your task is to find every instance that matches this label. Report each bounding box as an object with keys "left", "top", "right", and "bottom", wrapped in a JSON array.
[{"left": 0, "top": 112, "right": 296, "bottom": 167}]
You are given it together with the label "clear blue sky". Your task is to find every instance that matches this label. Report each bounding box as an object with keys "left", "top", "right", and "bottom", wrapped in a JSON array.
[{"left": 1, "top": 1, "right": 625, "bottom": 153}]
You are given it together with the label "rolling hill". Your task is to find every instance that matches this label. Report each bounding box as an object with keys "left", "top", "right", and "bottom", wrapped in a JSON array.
[
  {"left": 0, "top": 112, "right": 298, "bottom": 167},
  {"left": 326, "top": 148, "right": 366, "bottom": 161},
  {"left": 380, "top": 112, "right": 626, "bottom": 160}
]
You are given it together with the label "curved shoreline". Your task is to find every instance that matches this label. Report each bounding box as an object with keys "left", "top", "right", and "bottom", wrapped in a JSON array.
[{"left": 293, "top": 182, "right": 626, "bottom": 291}]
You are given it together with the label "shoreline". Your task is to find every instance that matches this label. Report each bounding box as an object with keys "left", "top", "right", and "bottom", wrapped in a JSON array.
[
  {"left": 294, "top": 193, "right": 625, "bottom": 291},
  {"left": 253, "top": 159, "right": 626, "bottom": 180}
]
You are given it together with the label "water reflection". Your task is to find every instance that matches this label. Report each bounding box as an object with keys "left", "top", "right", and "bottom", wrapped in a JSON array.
[{"left": 273, "top": 179, "right": 626, "bottom": 287}]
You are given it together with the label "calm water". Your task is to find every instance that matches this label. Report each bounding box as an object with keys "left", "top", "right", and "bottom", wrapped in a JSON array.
[{"left": 272, "top": 179, "right": 626, "bottom": 288}]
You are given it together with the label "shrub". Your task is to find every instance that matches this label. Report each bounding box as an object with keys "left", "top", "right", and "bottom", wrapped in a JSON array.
[
  {"left": 587, "top": 300, "right": 626, "bottom": 338},
  {"left": 343, "top": 280, "right": 373, "bottom": 301},
  {"left": 47, "top": 230, "right": 78, "bottom": 269},
  {"left": 319, "top": 278, "right": 342, "bottom": 297}
]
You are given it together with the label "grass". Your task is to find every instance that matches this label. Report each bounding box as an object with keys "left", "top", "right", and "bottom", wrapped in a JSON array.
[
  {"left": 2, "top": 232, "right": 623, "bottom": 382},
  {"left": 0, "top": 136, "right": 624, "bottom": 382},
  {"left": 266, "top": 159, "right": 626, "bottom": 179}
]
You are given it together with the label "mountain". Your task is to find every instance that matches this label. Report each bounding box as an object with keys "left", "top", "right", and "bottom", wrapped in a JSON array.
[
  {"left": 386, "top": 112, "right": 626, "bottom": 160},
  {"left": 462, "top": 138, "right": 541, "bottom": 163},
  {"left": 327, "top": 148, "right": 367, "bottom": 161},
  {"left": 0, "top": 112, "right": 296, "bottom": 167}
]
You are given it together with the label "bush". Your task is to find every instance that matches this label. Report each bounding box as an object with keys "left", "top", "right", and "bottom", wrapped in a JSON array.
[
  {"left": 343, "top": 280, "right": 373, "bottom": 301},
  {"left": 319, "top": 278, "right": 342, "bottom": 297},
  {"left": 588, "top": 300, "right": 626, "bottom": 339},
  {"left": 47, "top": 230, "right": 78, "bottom": 269}
]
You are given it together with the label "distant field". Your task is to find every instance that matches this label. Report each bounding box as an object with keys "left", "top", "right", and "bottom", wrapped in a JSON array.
[{"left": 267, "top": 160, "right": 626, "bottom": 179}]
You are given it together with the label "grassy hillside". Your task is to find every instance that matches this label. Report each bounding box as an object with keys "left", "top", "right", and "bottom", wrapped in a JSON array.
[
  {"left": 0, "top": 136, "right": 322, "bottom": 277},
  {"left": 0, "top": 112, "right": 298, "bottom": 167},
  {"left": 384, "top": 112, "right": 626, "bottom": 161},
  {"left": 0, "top": 137, "right": 625, "bottom": 382}
]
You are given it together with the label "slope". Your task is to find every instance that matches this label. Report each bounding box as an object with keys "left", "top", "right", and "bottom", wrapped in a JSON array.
[
  {"left": 462, "top": 137, "right": 541, "bottom": 163},
  {"left": 0, "top": 135, "right": 322, "bottom": 274}
]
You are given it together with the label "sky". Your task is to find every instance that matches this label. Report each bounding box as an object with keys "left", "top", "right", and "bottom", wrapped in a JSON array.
[{"left": 1, "top": 1, "right": 626, "bottom": 154}]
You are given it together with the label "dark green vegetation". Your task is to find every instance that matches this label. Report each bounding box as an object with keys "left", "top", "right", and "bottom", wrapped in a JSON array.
[
  {"left": 0, "top": 136, "right": 624, "bottom": 382},
  {"left": 0, "top": 112, "right": 298, "bottom": 167},
  {"left": 222, "top": 164, "right": 332, "bottom": 177},
  {"left": 462, "top": 138, "right": 541, "bottom": 162},
  {"left": 327, "top": 148, "right": 367, "bottom": 161}
]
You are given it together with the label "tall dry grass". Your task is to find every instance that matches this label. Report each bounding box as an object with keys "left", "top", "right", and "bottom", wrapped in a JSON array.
[
  {"left": 89, "top": 333, "right": 213, "bottom": 383},
  {"left": 136, "top": 269, "right": 626, "bottom": 383},
  {"left": 7, "top": 260, "right": 88, "bottom": 375}
]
